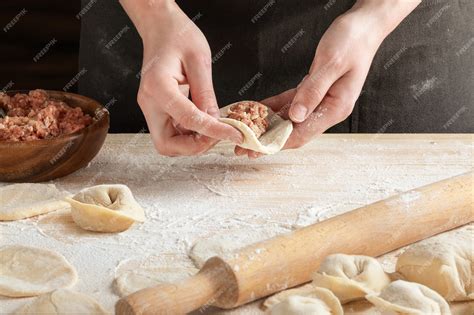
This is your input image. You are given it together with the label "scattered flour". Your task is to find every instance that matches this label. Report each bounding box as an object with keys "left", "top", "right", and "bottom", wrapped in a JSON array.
[{"left": 0, "top": 134, "right": 471, "bottom": 314}]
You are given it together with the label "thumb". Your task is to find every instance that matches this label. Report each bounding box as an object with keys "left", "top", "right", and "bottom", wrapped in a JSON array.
[{"left": 289, "top": 59, "right": 343, "bottom": 123}]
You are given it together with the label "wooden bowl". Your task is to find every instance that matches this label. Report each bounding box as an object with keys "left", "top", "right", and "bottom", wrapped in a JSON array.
[{"left": 0, "top": 90, "right": 109, "bottom": 182}]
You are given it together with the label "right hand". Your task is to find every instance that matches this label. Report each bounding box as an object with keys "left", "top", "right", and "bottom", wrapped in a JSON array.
[{"left": 123, "top": 1, "right": 243, "bottom": 156}]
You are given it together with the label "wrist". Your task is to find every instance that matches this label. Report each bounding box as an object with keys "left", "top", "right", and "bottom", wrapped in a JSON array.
[
  {"left": 346, "top": 0, "right": 421, "bottom": 39},
  {"left": 119, "top": 0, "right": 176, "bottom": 37}
]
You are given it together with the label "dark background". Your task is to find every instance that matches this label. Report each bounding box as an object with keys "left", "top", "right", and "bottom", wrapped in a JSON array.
[{"left": 0, "top": 1, "right": 80, "bottom": 92}]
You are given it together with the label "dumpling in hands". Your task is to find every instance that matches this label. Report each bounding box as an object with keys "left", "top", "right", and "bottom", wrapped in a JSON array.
[{"left": 312, "top": 254, "right": 391, "bottom": 303}]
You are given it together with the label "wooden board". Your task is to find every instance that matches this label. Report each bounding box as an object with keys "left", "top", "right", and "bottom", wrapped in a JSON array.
[{"left": 0, "top": 134, "right": 472, "bottom": 314}]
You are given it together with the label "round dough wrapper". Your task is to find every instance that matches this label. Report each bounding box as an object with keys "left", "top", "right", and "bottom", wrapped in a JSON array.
[
  {"left": 264, "top": 284, "right": 343, "bottom": 315},
  {"left": 219, "top": 102, "right": 293, "bottom": 155},
  {"left": 0, "top": 183, "right": 70, "bottom": 221},
  {"left": 115, "top": 254, "right": 198, "bottom": 297},
  {"left": 116, "top": 267, "right": 196, "bottom": 297},
  {"left": 0, "top": 245, "right": 77, "bottom": 297},
  {"left": 66, "top": 184, "right": 145, "bottom": 233},
  {"left": 188, "top": 226, "right": 290, "bottom": 267},
  {"left": 396, "top": 226, "right": 473, "bottom": 301},
  {"left": 312, "top": 254, "right": 391, "bottom": 303},
  {"left": 14, "top": 289, "right": 109, "bottom": 314},
  {"left": 366, "top": 280, "right": 451, "bottom": 315},
  {"left": 271, "top": 293, "right": 343, "bottom": 315}
]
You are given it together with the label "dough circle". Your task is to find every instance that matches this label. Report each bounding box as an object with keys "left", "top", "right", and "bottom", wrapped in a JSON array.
[
  {"left": 264, "top": 284, "right": 343, "bottom": 315},
  {"left": 366, "top": 280, "right": 451, "bottom": 315},
  {"left": 14, "top": 289, "right": 109, "bottom": 314},
  {"left": 188, "top": 226, "right": 290, "bottom": 267},
  {"left": 0, "top": 245, "right": 77, "bottom": 297},
  {"left": 219, "top": 102, "right": 293, "bottom": 154},
  {"left": 0, "top": 183, "right": 70, "bottom": 221},
  {"left": 312, "top": 254, "right": 391, "bottom": 303},
  {"left": 396, "top": 225, "right": 473, "bottom": 301},
  {"left": 66, "top": 184, "right": 145, "bottom": 233},
  {"left": 115, "top": 254, "right": 198, "bottom": 297}
]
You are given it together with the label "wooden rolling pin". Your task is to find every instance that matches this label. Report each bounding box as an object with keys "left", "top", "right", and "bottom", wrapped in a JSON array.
[{"left": 116, "top": 171, "right": 473, "bottom": 315}]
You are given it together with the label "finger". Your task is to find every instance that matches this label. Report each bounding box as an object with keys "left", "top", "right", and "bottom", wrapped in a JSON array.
[
  {"left": 234, "top": 146, "right": 248, "bottom": 156},
  {"left": 139, "top": 95, "right": 217, "bottom": 156},
  {"left": 284, "top": 70, "right": 363, "bottom": 149},
  {"left": 183, "top": 53, "right": 220, "bottom": 118},
  {"left": 178, "top": 83, "right": 190, "bottom": 97},
  {"left": 167, "top": 132, "right": 218, "bottom": 156},
  {"left": 164, "top": 91, "right": 243, "bottom": 144},
  {"left": 248, "top": 151, "right": 263, "bottom": 159},
  {"left": 289, "top": 59, "right": 344, "bottom": 123},
  {"left": 160, "top": 117, "right": 218, "bottom": 156},
  {"left": 260, "top": 89, "right": 296, "bottom": 117}
]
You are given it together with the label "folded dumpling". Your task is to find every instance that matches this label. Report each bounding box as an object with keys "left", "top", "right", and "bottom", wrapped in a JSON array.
[
  {"left": 66, "top": 184, "right": 145, "bottom": 233},
  {"left": 312, "top": 254, "right": 391, "bottom": 303},
  {"left": 396, "top": 225, "right": 473, "bottom": 301},
  {"left": 366, "top": 280, "right": 451, "bottom": 315},
  {"left": 267, "top": 287, "right": 343, "bottom": 315}
]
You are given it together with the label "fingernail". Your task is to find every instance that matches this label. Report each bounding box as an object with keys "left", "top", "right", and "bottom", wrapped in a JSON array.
[{"left": 290, "top": 104, "right": 307, "bottom": 122}]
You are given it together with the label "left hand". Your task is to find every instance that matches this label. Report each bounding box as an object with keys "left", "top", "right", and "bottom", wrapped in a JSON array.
[{"left": 236, "top": 8, "right": 386, "bottom": 158}]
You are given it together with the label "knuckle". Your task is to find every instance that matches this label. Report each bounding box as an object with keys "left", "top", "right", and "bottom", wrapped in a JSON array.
[
  {"left": 188, "top": 51, "right": 212, "bottom": 68},
  {"left": 192, "top": 88, "right": 215, "bottom": 104},
  {"left": 301, "top": 81, "right": 324, "bottom": 102},
  {"left": 334, "top": 102, "right": 353, "bottom": 121}
]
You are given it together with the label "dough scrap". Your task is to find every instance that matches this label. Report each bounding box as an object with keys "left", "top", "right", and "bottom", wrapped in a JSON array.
[
  {"left": 396, "top": 225, "right": 473, "bottom": 301},
  {"left": 188, "top": 226, "right": 290, "bottom": 267},
  {"left": 115, "top": 254, "right": 198, "bottom": 297},
  {"left": 0, "top": 183, "right": 70, "bottom": 221},
  {"left": 66, "top": 184, "right": 145, "bottom": 233},
  {"left": 366, "top": 280, "right": 451, "bottom": 315},
  {"left": 270, "top": 292, "right": 343, "bottom": 315},
  {"left": 0, "top": 245, "right": 77, "bottom": 297},
  {"left": 219, "top": 102, "right": 293, "bottom": 154},
  {"left": 14, "top": 289, "right": 109, "bottom": 314},
  {"left": 264, "top": 284, "right": 343, "bottom": 314},
  {"left": 312, "top": 254, "right": 391, "bottom": 303}
]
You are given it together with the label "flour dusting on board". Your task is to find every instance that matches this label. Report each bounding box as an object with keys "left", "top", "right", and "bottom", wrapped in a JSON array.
[{"left": 0, "top": 134, "right": 471, "bottom": 314}]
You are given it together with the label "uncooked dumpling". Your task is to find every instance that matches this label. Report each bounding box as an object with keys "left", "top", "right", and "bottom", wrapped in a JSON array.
[
  {"left": 219, "top": 101, "right": 293, "bottom": 154},
  {"left": 14, "top": 289, "right": 109, "bottom": 314},
  {"left": 396, "top": 225, "right": 473, "bottom": 301},
  {"left": 270, "top": 293, "right": 343, "bottom": 315},
  {"left": 312, "top": 254, "right": 391, "bottom": 303},
  {"left": 0, "top": 183, "right": 70, "bottom": 221},
  {"left": 264, "top": 284, "right": 343, "bottom": 315},
  {"left": 366, "top": 280, "right": 451, "bottom": 315},
  {"left": 66, "top": 184, "right": 145, "bottom": 233},
  {"left": 0, "top": 245, "right": 77, "bottom": 297}
]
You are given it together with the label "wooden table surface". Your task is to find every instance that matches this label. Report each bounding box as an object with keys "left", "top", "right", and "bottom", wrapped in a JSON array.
[{"left": 1, "top": 134, "right": 472, "bottom": 314}]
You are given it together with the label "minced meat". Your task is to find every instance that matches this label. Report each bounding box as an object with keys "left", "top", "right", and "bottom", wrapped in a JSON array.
[
  {"left": 227, "top": 101, "right": 269, "bottom": 138},
  {"left": 0, "top": 89, "right": 92, "bottom": 142}
]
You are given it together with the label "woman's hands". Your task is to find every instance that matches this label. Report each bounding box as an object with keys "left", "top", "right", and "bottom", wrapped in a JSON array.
[
  {"left": 236, "top": 0, "right": 421, "bottom": 158},
  {"left": 120, "top": 0, "right": 243, "bottom": 156}
]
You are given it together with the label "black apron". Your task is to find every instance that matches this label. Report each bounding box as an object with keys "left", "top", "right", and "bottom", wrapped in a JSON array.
[{"left": 79, "top": 0, "right": 473, "bottom": 133}]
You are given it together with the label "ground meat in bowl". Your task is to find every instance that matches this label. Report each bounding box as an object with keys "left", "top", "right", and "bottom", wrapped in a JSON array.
[
  {"left": 227, "top": 101, "right": 269, "bottom": 138},
  {"left": 0, "top": 90, "right": 93, "bottom": 142}
]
